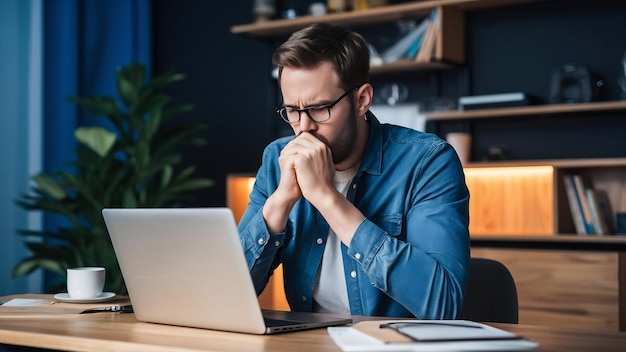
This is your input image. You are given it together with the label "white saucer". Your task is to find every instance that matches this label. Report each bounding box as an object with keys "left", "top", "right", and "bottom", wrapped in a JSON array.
[{"left": 53, "top": 292, "right": 116, "bottom": 303}]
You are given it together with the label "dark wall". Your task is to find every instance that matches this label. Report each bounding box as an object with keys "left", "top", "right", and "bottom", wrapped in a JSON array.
[
  {"left": 458, "top": 0, "right": 626, "bottom": 161},
  {"left": 467, "top": 0, "right": 626, "bottom": 101},
  {"left": 153, "top": 0, "right": 276, "bottom": 206},
  {"left": 152, "top": 0, "right": 626, "bottom": 206}
]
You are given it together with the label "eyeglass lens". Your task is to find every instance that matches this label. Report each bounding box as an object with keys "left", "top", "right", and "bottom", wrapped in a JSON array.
[{"left": 280, "top": 106, "right": 330, "bottom": 123}]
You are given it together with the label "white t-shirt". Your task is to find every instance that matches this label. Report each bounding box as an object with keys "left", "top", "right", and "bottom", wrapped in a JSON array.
[{"left": 312, "top": 166, "right": 359, "bottom": 314}]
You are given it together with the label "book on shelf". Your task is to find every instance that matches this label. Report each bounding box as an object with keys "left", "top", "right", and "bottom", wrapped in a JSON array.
[
  {"left": 415, "top": 8, "right": 439, "bottom": 63},
  {"left": 405, "top": 31, "right": 425, "bottom": 59},
  {"left": 586, "top": 188, "right": 615, "bottom": 235},
  {"left": 563, "top": 174, "right": 587, "bottom": 235},
  {"left": 572, "top": 174, "right": 595, "bottom": 235},
  {"left": 380, "top": 16, "right": 431, "bottom": 63}
]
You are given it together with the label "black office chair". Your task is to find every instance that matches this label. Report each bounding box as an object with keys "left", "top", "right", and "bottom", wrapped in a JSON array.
[{"left": 457, "top": 257, "right": 519, "bottom": 324}]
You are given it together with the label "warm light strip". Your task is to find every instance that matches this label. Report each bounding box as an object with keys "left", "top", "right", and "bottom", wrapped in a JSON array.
[{"left": 464, "top": 166, "right": 555, "bottom": 236}]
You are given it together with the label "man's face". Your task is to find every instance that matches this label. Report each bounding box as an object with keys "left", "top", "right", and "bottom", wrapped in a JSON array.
[{"left": 279, "top": 62, "right": 358, "bottom": 165}]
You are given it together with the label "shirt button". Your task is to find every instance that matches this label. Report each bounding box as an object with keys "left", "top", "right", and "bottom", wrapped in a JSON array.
[
  {"left": 355, "top": 253, "right": 361, "bottom": 260},
  {"left": 352, "top": 184, "right": 357, "bottom": 189},
  {"left": 351, "top": 271, "right": 357, "bottom": 278},
  {"left": 274, "top": 240, "right": 281, "bottom": 247},
  {"left": 316, "top": 238, "right": 323, "bottom": 245},
  {"left": 258, "top": 238, "right": 265, "bottom": 245},
  {"left": 301, "top": 296, "right": 307, "bottom": 301}
]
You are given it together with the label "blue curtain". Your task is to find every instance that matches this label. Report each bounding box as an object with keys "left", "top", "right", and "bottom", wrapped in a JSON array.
[
  {"left": 44, "top": 0, "right": 152, "bottom": 174},
  {"left": 42, "top": 0, "right": 152, "bottom": 290},
  {"left": 0, "top": 0, "right": 152, "bottom": 295}
]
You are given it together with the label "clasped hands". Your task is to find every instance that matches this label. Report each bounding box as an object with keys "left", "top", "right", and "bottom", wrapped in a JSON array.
[
  {"left": 277, "top": 132, "right": 336, "bottom": 206},
  {"left": 263, "top": 132, "right": 363, "bottom": 246}
]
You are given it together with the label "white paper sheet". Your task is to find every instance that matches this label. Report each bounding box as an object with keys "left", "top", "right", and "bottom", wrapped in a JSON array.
[{"left": 328, "top": 320, "right": 539, "bottom": 352}]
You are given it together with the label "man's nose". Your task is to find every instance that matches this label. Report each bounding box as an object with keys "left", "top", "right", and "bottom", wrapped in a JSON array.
[{"left": 297, "top": 111, "right": 317, "bottom": 132}]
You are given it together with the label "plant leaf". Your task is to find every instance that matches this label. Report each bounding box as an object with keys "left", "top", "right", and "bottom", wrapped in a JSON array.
[
  {"left": 75, "top": 127, "right": 117, "bottom": 158},
  {"left": 32, "top": 174, "right": 67, "bottom": 200}
]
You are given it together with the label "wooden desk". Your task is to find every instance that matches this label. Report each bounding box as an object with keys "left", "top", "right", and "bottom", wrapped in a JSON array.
[{"left": 2, "top": 296, "right": 626, "bottom": 351}]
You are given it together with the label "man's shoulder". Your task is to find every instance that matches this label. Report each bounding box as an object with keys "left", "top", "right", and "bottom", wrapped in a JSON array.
[{"left": 264, "top": 135, "right": 295, "bottom": 150}]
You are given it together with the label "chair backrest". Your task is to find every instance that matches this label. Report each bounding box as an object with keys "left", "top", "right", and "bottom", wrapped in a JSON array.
[{"left": 457, "top": 257, "right": 519, "bottom": 324}]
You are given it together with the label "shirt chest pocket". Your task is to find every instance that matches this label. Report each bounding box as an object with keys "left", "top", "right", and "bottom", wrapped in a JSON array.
[{"left": 370, "top": 213, "right": 403, "bottom": 238}]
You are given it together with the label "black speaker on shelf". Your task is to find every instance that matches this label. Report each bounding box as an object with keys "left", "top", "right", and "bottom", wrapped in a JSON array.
[{"left": 549, "top": 64, "right": 598, "bottom": 104}]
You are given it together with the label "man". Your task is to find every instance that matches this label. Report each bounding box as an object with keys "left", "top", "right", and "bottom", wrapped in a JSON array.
[{"left": 237, "top": 23, "right": 469, "bottom": 319}]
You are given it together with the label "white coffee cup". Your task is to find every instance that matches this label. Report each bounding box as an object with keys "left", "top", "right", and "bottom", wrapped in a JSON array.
[
  {"left": 446, "top": 132, "right": 472, "bottom": 166},
  {"left": 67, "top": 267, "right": 105, "bottom": 299}
]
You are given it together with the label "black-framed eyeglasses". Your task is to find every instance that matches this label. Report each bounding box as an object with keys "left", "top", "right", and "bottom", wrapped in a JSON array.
[{"left": 276, "top": 86, "right": 358, "bottom": 124}]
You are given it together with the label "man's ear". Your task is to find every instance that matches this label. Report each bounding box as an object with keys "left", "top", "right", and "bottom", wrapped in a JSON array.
[{"left": 355, "top": 83, "right": 373, "bottom": 116}]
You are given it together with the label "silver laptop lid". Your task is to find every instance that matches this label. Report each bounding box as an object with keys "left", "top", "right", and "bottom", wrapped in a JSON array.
[{"left": 103, "top": 207, "right": 268, "bottom": 334}]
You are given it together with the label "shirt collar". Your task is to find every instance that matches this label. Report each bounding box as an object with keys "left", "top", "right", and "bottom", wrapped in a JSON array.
[{"left": 358, "top": 110, "right": 384, "bottom": 176}]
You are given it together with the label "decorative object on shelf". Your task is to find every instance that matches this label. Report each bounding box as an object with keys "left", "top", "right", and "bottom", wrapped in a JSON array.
[
  {"left": 458, "top": 92, "right": 538, "bottom": 110},
  {"left": 378, "top": 82, "right": 408, "bottom": 105},
  {"left": 446, "top": 132, "right": 472, "bottom": 166},
  {"left": 327, "top": 0, "right": 348, "bottom": 13},
  {"left": 482, "top": 145, "right": 509, "bottom": 161},
  {"left": 368, "top": 44, "right": 383, "bottom": 66},
  {"left": 309, "top": 2, "right": 327, "bottom": 16},
  {"left": 13, "top": 63, "right": 214, "bottom": 295},
  {"left": 353, "top": 0, "right": 368, "bottom": 11},
  {"left": 549, "top": 64, "right": 600, "bottom": 104},
  {"left": 281, "top": 0, "right": 302, "bottom": 19},
  {"left": 253, "top": 0, "right": 276, "bottom": 22},
  {"left": 419, "top": 96, "right": 456, "bottom": 113}
]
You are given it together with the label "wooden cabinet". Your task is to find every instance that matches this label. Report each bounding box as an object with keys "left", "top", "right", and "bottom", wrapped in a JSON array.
[
  {"left": 427, "top": 101, "right": 626, "bottom": 237},
  {"left": 471, "top": 246, "right": 625, "bottom": 331},
  {"left": 460, "top": 158, "right": 626, "bottom": 236}
]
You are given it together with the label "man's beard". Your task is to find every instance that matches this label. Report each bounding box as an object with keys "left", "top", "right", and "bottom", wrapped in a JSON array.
[{"left": 311, "top": 105, "right": 358, "bottom": 165}]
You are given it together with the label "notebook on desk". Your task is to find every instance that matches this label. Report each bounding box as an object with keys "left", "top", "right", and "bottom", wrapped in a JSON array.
[{"left": 102, "top": 207, "right": 352, "bottom": 334}]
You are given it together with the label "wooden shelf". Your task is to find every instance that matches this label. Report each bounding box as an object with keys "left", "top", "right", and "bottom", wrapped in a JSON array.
[
  {"left": 427, "top": 100, "right": 626, "bottom": 121},
  {"left": 471, "top": 234, "right": 626, "bottom": 244},
  {"left": 463, "top": 157, "right": 626, "bottom": 169},
  {"left": 369, "top": 59, "right": 454, "bottom": 75},
  {"left": 230, "top": 0, "right": 543, "bottom": 37}
]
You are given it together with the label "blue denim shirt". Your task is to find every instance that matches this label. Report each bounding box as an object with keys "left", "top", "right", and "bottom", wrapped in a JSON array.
[{"left": 238, "top": 113, "right": 470, "bottom": 319}]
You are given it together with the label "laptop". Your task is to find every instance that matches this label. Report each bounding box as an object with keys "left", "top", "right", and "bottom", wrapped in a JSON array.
[{"left": 102, "top": 207, "right": 352, "bottom": 334}]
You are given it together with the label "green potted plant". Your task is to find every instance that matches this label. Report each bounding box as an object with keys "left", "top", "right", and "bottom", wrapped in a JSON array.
[{"left": 13, "top": 62, "right": 214, "bottom": 294}]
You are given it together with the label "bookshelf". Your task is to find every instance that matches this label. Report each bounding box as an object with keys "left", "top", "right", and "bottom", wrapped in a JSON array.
[
  {"left": 423, "top": 100, "right": 626, "bottom": 238},
  {"left": 462, "top": 158, "right": 626, "bottom": 237},
  {"left": 231, "top": 0, "right": 546, "bottom": 69}
]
